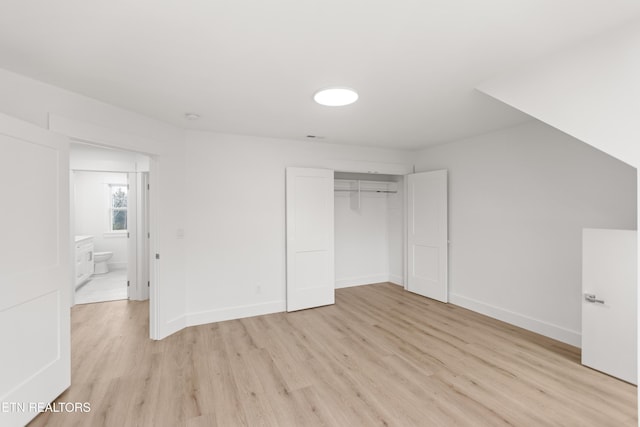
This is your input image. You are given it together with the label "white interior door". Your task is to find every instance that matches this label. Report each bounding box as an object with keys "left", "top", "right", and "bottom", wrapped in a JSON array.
[
  {"left": 406, "top": 170, "right": 448, "bottom": 302},
  {"left": 582, "top": 228, "right": 637, "bottom": 384},
  {"left": 286, "top": 167, "right": 334, "bottom": 311},
  {"left": 0, "top": 113, "right": 70, "bottom": 426},
  {"left": 138, "top": 172, "right": 150, "bottom": 301},
  {"left": 127, "top": 172, "right": 137, "bottom": 300}
]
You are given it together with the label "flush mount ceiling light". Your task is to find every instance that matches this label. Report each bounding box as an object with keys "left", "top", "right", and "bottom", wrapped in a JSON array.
[
  {"left": 184, "top": 112, "right": 200, "bottom": 120},
  {"left": 313, "top": 87, "right": 359, "bottom": 106}
]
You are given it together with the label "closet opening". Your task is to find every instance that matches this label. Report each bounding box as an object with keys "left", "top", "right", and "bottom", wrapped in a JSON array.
[{"left": 334, "top": 172, "right": 405, "bottom": 289}]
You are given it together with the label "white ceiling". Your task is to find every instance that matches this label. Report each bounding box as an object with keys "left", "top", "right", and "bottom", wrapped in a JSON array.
[{"left": 1, "top": 1, "right": 639, "bottom": 149}]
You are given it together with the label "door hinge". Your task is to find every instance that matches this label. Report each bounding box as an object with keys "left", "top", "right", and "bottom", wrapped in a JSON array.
[
  {"left": 147, "top": 232, "right": 150, "bottom": 238},
  {"left": 147, "top": 184, "right": 150, "bottom": 190},
  {"left": 155, "top": 253, "right": 160, "bottom": 260},
  {"left": 127, "top": 231, "right": 130, "bottom": 238},
  {"left": 147, "top": 281, "right": 150, "bottom": 288},
  {"left": 127, "top": 280, "right": 130, "bottom": 287}
]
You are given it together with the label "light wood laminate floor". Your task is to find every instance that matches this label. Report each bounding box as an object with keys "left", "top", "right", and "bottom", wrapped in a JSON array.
[{"left": 30, "top": 283, "right": 637, "bottom": 426}]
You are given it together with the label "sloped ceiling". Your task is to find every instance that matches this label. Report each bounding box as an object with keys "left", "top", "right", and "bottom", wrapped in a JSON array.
[{"left": 479, "top": 20, "right": 640, "bottom": 167}]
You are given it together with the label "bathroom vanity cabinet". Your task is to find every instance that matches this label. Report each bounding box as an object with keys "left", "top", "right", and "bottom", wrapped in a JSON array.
[{"left": 75, "top": 235, "right": 94, "bottom": 287}]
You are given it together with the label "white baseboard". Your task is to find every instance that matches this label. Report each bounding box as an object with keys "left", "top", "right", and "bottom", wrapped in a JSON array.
[
  {"left": 335, "top": 274, "right": 390, "bottom": 289},
  {"left": 449, "top": 293, "right": 581, "bottom": 347},
  {"left": 186, "top": 300, "right": 286, "bottom": 327},
  {"left": 158, "top": 315, "right": 186, "bottom": 340},
  {"left": 389, "top": 274, "right": 404, "bottom": 286}
]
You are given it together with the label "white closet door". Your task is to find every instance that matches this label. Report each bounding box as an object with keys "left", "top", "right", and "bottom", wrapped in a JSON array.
[
  {"left": 0, "top": 113, "right": 70, "bottom": 426},
  {"left": 406, "top": 170, "right": 448, "bottom": 302},
  {"left": 286, "top": 167, "right": 335, "bottom": 311}
]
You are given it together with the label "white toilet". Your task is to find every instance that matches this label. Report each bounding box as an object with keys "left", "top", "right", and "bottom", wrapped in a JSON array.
[{"left": 93, "top": 251, "right": 113, "bottom": 274}]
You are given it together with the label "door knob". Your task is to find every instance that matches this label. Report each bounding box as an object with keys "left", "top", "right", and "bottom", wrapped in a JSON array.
[{"left": 584, "top": 293, "right": 605, "bottom": 304}]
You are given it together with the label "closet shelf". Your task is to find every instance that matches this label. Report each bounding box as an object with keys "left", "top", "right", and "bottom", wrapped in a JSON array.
[
  {"left": 335, "top": 189, "right": 397, "bottom": 193},
  {"left": 334, "top": 179, "right": 398, "bottom": 194}
]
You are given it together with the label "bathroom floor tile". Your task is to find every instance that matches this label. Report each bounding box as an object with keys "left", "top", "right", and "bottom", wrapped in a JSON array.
[{"left": 75, "top": 269, "right": 128, "bottom": 304}]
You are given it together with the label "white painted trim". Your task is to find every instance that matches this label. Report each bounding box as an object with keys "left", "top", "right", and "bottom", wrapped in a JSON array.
[
  {"left": 49, "top": 114, "right": 162, "bottom": 156},
  {"left": 147, "top": 157, "right": 159, "bottom": 340},
  {"left": 135, "top": 172, "right": 150, "bottom": 302},
  {"left": 389, "top": 275, "right": 404, "bottom": 286},
  {"left": 50, "top": 114, "right": 162, "bottom": 340},
  {"left": 323, "top": 159, "right": 413, "bottom": 175},
  {"left": 69, "top": 171, "right": 76, "bottom": 307},
  {"left": 449, "top": 293, "right": 581, "bottom": 347},
  {"left": 0, "top": 111, "right": 68, "bottom": 148},
  {"left": 186, "top": 300, "right": 286, "bottom": 327},
  {"left": 103, "top": 231, "right": 128, "bottom": 238},
  {"left": 336, "top": 275, "right": 390, "bottom": 288}
]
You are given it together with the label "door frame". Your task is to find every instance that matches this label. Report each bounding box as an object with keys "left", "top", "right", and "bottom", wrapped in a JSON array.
[
  {"left": 128, "top": 171, "right": 137, "bottom": 300},
  {"left": 138, "top": 172, "right": 151, "bottom": 301},
  {"left": 49, "top": 116, "right": 159, "bottom": 339},
  {"left": 69, "top": 164, "right": 152, "bottom": 303},
  {"left": 127, "top": 171, "right": 150, "bottom": 301}
]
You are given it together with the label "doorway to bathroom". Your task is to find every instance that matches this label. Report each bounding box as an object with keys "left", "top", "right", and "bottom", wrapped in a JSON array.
[{"left": 70, "top": 143, "right": 151, "bottom": 305}]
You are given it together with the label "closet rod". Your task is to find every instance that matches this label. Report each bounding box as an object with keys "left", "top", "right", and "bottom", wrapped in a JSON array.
[{"left": 334, "top": 189, "right": 397, "bottom": 193}]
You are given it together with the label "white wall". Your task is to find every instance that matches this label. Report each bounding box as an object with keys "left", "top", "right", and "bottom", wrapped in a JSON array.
[
  {"left": 477, "top": 21, "right": 640, "bottom": 412},
  {"left": 74, "top": 171, "right": 128, "bottom": 268},
  {"left": 0, "top": 68, "right": 186, "bottom": 339},
  {"left": 8, "top": 45, "right": 635, "bottom": 349},
  {"left": 416, "top": 121, "right": 636, "bottom": 346},
  {"left": 183, "top": 131, "right": 412, "bottom": 325},
  {"left": 0, "top": 66, "right": 412, "bottom": 338},
  {"left": 477, "top": 24, "right": 640, "bottom": 412}
]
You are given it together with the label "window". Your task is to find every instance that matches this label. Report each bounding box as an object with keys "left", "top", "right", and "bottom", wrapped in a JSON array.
[{"left": 109, "top": 184, "right": 128, "bottom": 231}]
